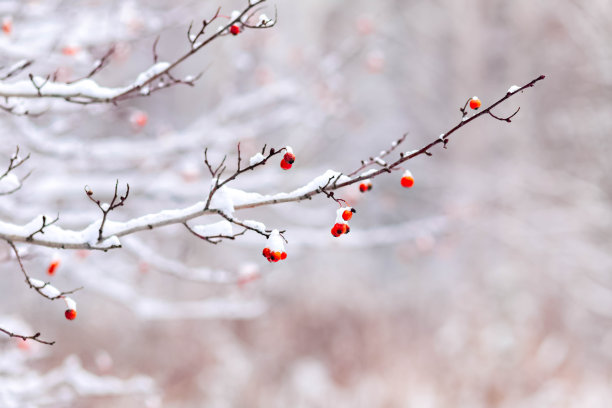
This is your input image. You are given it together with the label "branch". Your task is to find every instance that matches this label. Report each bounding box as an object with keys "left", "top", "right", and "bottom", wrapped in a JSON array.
[
  {"left": 0, "top": 146, "right": 32, "bottom": 195},
  {"left": 0, "top": 0, "right": 274, "bottom": 106},
  {"left": 6, "top": 240, "right": 82, "bottom": 300},
  {"left": 85, "top": 180, "right": 130, "bottom": 242},
  {"left": 203, "top": 143, "right": 284, "bottom": 210},
  {"left": 0, "top": 75, "right": 545, "bottom": 250},
  {"left": 0, "top": 327, "right": 55, "bottom": 345}
]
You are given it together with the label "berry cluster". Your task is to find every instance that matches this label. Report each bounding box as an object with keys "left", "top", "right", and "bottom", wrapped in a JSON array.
[
  {"left": 280, "top": 146, "right": 295, "bottom": 170},
  {"left": 331, "top": 207, "right": 356, "bottom": 237},
  {"left": 262, "top": 229, "right": 287, "bottom": 263}
]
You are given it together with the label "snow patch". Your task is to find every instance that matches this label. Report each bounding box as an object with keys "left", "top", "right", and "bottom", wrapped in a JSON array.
[
  {"left": 191, "top": 220, "right": 233, "bottom": 237},
  {"left": 249, "top": 152, "right": 265, "bottom": 166}
]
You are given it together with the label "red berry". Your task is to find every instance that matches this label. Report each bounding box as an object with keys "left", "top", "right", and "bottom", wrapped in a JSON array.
[
  {"left": 401, "top": 176, "right": 414, "bottom": 188},
  {"left": 65, "top": 309, "right": 77, "bottom": 320},
  {"left": 342, "top": 210, "right": 353, "bottom": 221},
  {"left": 469, "top": 97, "right": 481, "bottom": 110},
  {"left": 283, "top": 152, "right": 295, "bottom": 164},
  {"left": 359, "top": 181, "right": 372, "bottom": 192},
  {"left": 230, "top": 25, "right": 240, "bottom": 35},
  {"left": 262, "top": 248, "right": 271, "bottom": 258},
  {"left": 280, "top": 159, "right": 292, "bottom": 170},
  {"left": 332, "top": 223, "right": 348, "bottom": 237},
  {"left": 281, "top": 252, "right": 287, "bottom": 260},
  {"left": 2, "top": 19, "right": 11, "bottom": 35},
  {"left": 47, "top": 260, "right": 60, "bottom": 275}
]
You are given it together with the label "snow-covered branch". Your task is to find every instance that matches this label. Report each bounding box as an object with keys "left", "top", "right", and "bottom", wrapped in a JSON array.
[
  {"left": 0, "top": 74, "right": 545, "bottom": 253},
  {"left": 0, "top": 0, "right": 275, "bottom": 107}
]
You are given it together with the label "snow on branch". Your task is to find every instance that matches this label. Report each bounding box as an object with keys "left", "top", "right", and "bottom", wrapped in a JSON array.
[
  {"left": 0, "top": 0, "right": 275, "bottom": 107},
  {"left": 0, "top": 74, "right": 546, "bottom": 253},
  {"left": 0, "top": 146, "right": 31, "bottom": 196}
]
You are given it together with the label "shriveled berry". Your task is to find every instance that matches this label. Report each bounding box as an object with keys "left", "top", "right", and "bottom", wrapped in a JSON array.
[
  {"left": 469, "top": 96, "right": 481, "bottom": 110},
  {"left": 280, "top": 159, "right": 292, "bottom": 170},
  {"left": 262, "top": 248, "right": 271, "bottom": 258},
  {"left": 283, "top": 152, "right": 295, "bottom": 165},
  {"left": 65, "top": 309, "right": 77, "bottom": 320},
  {"left": 230, "top": 25, "right": 240, "bottom": 35}
]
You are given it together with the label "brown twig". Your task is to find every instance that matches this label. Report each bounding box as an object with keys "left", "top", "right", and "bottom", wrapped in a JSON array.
[
  {"left": 85, "top": 180, "right": 130, "bottom": 242},
  {"left": 0, "top": 327, "right": 55, "bottom": 345},
  {"left": 26, "top": 214, "right": 60, "bottom": 241},
  {"left": 6, "top": 240, "right": 83, "bottom": 300}
]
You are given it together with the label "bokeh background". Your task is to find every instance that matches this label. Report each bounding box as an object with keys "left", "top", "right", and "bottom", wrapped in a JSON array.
[{"left": 1, "top": 0, "right": 611, "bottom": 406}]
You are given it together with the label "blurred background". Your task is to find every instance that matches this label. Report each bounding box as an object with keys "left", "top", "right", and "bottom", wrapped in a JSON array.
[{"left": 0, "top": 0, "right": 611, "bottom": 406}]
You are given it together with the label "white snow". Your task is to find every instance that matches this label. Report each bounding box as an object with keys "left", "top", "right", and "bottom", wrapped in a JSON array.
[
  {"left": 402, "top": 169, "right": 413, "bottom": 179},
  {"left": 243, "top": 219, "right": 266, "bottom": 233},
  {"left": 0, "top": 77, "right": 128, "bottom": 100},
  {"left": 133, "top": 62, "right": 170, "bottom": 87},
  {"left": 191, "top": 220, "right": 233, "bottom": 237},
  {"left": 285, "top": 145, "right": 294, "bottom": 154},
  {"left": 229, "top": 170, "right": 351, "bottom": 209},
  {"left": 28, "top": 279, "right": 61, "bottom": 298},
  {"left": 259, "top": 14, "right": 272, "bottom": 26},
  {"left": 507, "top": 85, "right": 521, "bottom": 93},
  {"left": 266, "top": 229, "right": 284, "bottom": 252},
  {"left": 209, "top": 186, "right": 235, "bottom": 215},
  {"left": 64, "top": 297, "right": 77, "bottom": 311},
  {"left": 360, "top": 168, "right": 378, "bottom": 178},
  {"left": 374, "top": 157, "right": 386, "bottom": 166},
  {"left": 249, "top": 152, "right": 265, "bottom": 166}
]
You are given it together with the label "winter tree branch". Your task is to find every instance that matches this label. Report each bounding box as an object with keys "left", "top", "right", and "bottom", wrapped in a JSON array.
[
  {"left": 0, "top": 74, "right": 545, "bottom": 251},
  {"left": 0, "top": 0, "right": 275, "bottom": 107}
]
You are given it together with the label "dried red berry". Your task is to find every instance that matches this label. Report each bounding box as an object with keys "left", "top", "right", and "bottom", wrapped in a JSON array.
[
  {"left": 262, "top": 248, "right": 271, "bottom": 258},
  {"left": 342, "top": 210, "right": 353, "bottom": 221},
  {"left": 280, "top": 159, "right": 292, "bottom": 170},
  {"left": 230, "top": 25, "right": 240, "bottom": 35},
  {"left": 281, "top": 252, "right": 287, "bottom": 260},
  {"left": 283, "top": 152, "right": 295, "bottom": 165},
  {"left": 65, "top": 309, "right": 77, "bottom": 320}
]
